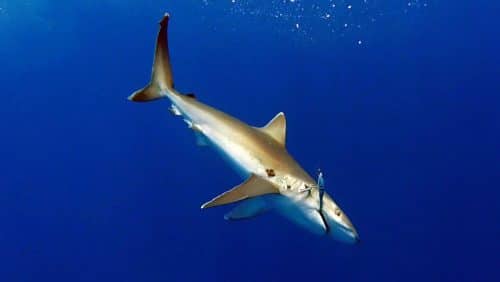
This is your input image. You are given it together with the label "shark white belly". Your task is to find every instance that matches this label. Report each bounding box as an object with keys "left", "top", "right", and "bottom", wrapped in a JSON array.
[{"left": 128, "top": 13, "right": 360, "bottom": 244}]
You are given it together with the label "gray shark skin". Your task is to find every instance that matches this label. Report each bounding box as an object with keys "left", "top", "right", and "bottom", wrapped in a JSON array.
[{"left": 128, "top": 14, "right": 359, "bottom": 244}]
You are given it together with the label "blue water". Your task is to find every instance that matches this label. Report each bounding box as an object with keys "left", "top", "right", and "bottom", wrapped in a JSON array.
[{"left": 1, "top": 1, "right": 498, "bottom": 281}]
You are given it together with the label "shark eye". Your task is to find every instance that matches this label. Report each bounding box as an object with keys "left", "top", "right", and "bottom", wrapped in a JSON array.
[{"left": 335, "top": 209, "right": 342, "bottom": 216}]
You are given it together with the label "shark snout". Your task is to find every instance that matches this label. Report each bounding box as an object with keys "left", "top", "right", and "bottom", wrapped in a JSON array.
[
  {"left": 327, "top": 214, "right": 360, "bottom": 244},
  {"left": 326, "top": 214, "right": 360, "bottom": 244},
  {"left": 319, "top": 193, "right": 360, "bottom": 244},
  {"left": 344, "top": 223, "right": 360, "bottom": 244}
]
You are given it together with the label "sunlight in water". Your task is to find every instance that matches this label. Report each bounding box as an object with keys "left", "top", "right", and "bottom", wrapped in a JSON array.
[{"left": 201, "top": 0, "right": 430, "bottom": 44}]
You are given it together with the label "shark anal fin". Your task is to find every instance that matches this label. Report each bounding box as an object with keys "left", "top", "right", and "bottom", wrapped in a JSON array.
[
  {"left": 224, "top": 197, "right": 270, "bottom": 220},
  {"left": 259, "top": 112, "right": 286, "bottom": 146},
  {"left": 201, "top": 174, "right": 278, "bottom": 209}
]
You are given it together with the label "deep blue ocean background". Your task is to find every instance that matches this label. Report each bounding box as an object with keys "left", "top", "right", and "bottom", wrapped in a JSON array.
[{"left": 1, "top": 1, "right": 498, "bottom": 281}]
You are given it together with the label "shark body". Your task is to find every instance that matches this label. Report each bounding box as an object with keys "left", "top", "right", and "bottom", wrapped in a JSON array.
[{"left": 129, "top": 14, "right": 359, "bottom": 244}]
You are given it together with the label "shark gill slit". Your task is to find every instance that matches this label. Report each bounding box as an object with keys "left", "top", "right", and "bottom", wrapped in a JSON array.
[{"left": 318, "top": 210, "right": 330, "bottom": 234}]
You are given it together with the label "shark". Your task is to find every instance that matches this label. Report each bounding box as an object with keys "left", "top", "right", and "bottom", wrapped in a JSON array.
[{"left": 128, "top": 14, "right": 359, "bottom": 244}]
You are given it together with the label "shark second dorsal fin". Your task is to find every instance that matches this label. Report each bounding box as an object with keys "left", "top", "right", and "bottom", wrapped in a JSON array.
[
  {"left": 260, "top": 112, "right": 286, "bottom": 146},
  {"left": 201, "top": 174, "right": 278, "bottom": 209}
]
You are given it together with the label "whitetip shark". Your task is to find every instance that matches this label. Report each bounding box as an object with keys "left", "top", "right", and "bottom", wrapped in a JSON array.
[{"left": 128, "top": 14, "right": 359, "bottom": 244}]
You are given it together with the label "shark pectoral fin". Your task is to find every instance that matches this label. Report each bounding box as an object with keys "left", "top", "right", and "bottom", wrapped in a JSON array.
[
  {"left": 201, "top": 174, "right": 278, "bottom": 209},
  {"left": 224, "top": 197, "right": 270, "bottom": 220},
  {"left": 259, "top": 112, "right": 286, "bottom": 146}
]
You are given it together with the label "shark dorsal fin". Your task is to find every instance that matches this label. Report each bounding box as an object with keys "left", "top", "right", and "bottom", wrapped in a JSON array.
[
  {"left": 260, "top": 112, "right": 286, "bottom": 146},
  {"left": 201, "top": 174, "right": 278, "bottom": 209}
]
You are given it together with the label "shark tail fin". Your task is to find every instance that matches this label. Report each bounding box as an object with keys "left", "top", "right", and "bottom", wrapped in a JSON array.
[{"left": 128, "top": 13, "right": 174, "bottom": 102}]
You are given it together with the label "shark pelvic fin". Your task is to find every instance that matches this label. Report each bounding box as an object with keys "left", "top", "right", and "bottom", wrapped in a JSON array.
[
  {"left": 194, "top": 131, "right": 209, "bottom": 146},
  {"left": 201, "top": 174, "right": 278, "bottom": 209},
  {"left": 128, "top": 13, "right": 174, "bottom": 102},
  {"left": 224, "top": 197, "right": 270, "bottom": 220},
  {"left": 185, "top": 121, "right": 209, "bottom": 146},
  {"left": 260, "top": 112, "right": 286, "bottom": 146}
]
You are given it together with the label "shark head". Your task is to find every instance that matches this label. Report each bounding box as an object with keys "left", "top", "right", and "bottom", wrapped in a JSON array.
[
  {"left": 275, "top": 174, "right": 359, "bottom": 244},
  {"left": 319, "top": 192, "right": 360, "bottom": 244}
]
